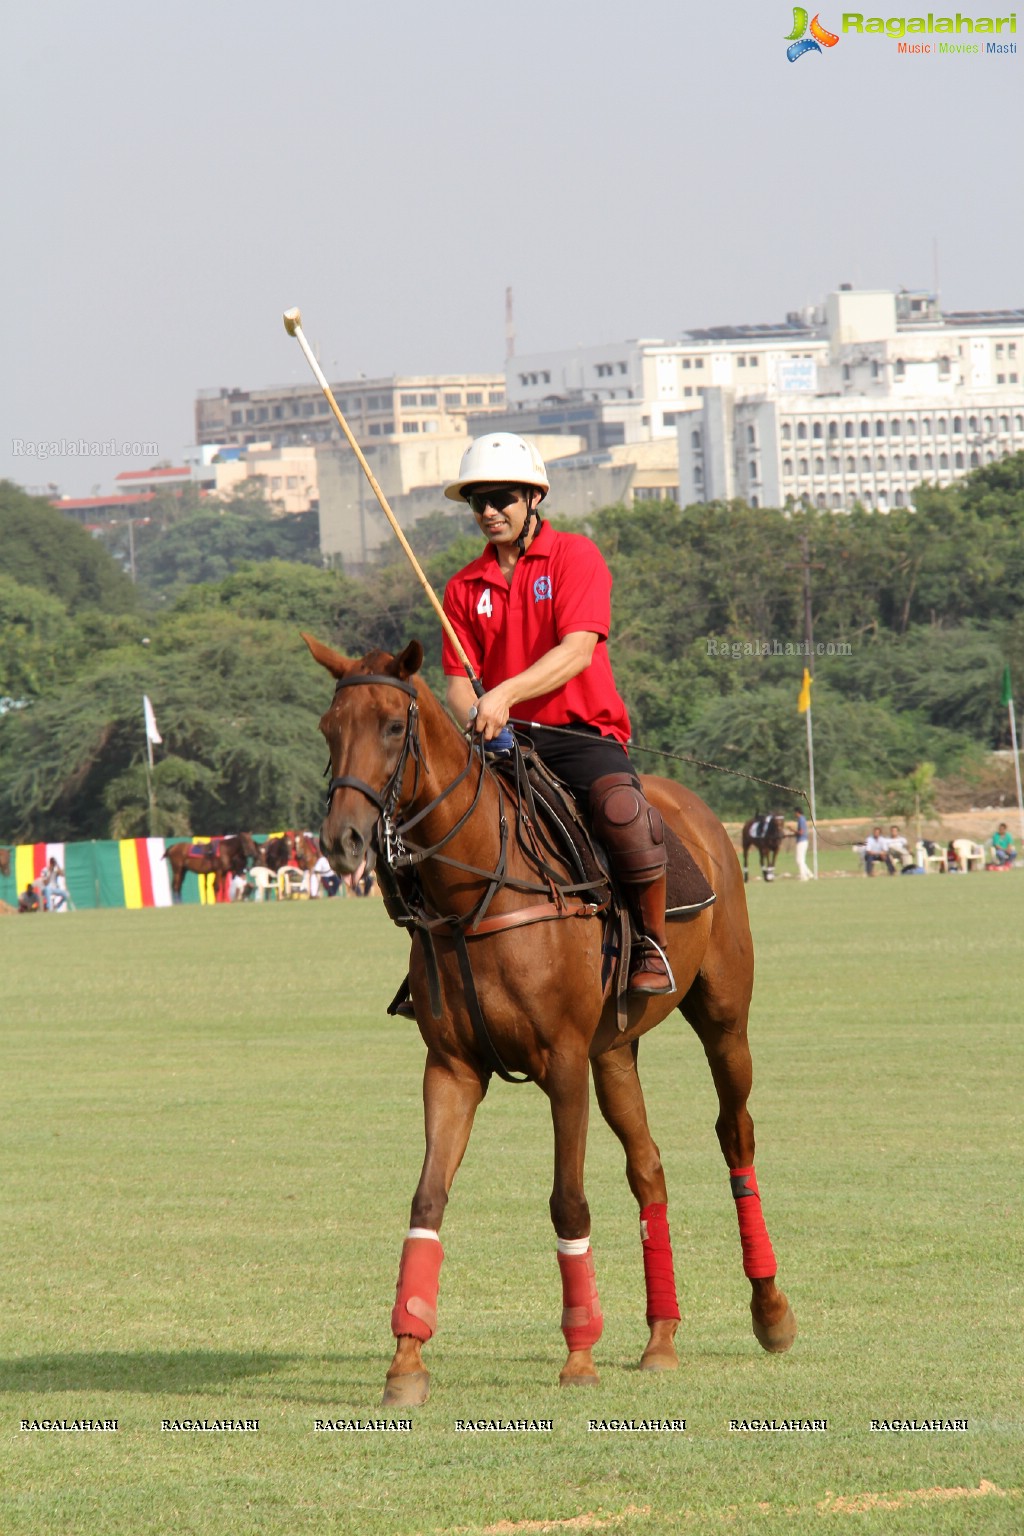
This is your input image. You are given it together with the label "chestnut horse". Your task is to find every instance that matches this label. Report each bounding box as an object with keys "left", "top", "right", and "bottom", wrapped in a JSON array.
[
  {"left": 304, "top": 635, "right": 796, "bottom": 1407},
  {"left": 164, "top": 832, "right": 258, "bottom": 900},
  {"left": 741, "top": 814, "right": 787, "bottom": 883}
]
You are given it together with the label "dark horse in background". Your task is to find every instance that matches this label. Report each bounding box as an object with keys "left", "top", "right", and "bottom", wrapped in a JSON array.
[
  {"left": 741, "top": 813, "right": 787, "bottom": 883},
  {"left": 164, "top": 832, "right": 258, "bottom": 901},
  {"left": 304, "top": 634, "right": 796, "bottom": 1408},
  {"left": 259, "top": 831, "right": 319, "bottom": 874}
]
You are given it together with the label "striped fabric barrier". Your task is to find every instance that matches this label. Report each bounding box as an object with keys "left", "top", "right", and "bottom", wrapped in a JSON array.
[{"left": 0, "top": 837, "right": 252, "bottom": 911}]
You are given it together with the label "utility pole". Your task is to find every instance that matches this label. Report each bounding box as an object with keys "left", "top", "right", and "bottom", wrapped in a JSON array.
[{"left": 505, "top": 286, "right": 516, "bottom": 361}]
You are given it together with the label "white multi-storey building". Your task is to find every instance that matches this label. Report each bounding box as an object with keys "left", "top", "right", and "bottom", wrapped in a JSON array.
[
  {"left": 678, "top": 287, "right": 1024, "bottom": 510},
  {"left": 493, "top": 323, "right": 826, "bottom": 450}
]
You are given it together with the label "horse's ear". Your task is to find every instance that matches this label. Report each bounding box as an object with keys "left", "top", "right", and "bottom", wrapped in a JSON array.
[
  {"left": 301, "top": 632, "right": 353, "bottom": 680},
  {"left": 394, "top": 640, "right": 424, "bottom": 680}
]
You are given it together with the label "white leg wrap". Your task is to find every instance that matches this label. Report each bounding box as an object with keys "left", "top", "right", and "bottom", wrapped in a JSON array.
[{"left": 556, "top": 1236, "right": 591, "bottom": 1257}]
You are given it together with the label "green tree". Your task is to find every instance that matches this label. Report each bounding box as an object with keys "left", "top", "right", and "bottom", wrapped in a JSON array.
[
  {"left": 0, "top": 482, "right": 137, "bottom": 614},
  {"left": 887, "top": 761, "right": 938, "bottom": 850},
  {"left": 0, "top": 612, "right": 329, "bottom": 841},
  {"left": 0, "top": 576, "right": 76, "bottom": 702}
]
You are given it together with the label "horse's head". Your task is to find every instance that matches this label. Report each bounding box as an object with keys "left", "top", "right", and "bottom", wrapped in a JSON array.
[{"left": 302, "top": 633, "right": 424, "bottom": 875}]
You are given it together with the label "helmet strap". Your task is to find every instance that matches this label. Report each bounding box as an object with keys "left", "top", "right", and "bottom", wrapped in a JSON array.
[{"left": 516, "top": 491, "right": 543, "bottom": 558}]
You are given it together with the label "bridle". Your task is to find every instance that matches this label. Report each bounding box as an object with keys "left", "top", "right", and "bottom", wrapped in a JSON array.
[
  {"left": 324, "top": 672, "right": 424, "bottom": 819},
  {"left": 321, "top": 669, "right": 606, "bottom": 1085},
  {"left": 322, "top": 670, "right": 499, "bottom": 910}
]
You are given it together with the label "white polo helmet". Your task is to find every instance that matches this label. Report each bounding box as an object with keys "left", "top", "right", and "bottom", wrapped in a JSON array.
[{"left": 444, "top": 432, "right": 549, "bottom": 503}]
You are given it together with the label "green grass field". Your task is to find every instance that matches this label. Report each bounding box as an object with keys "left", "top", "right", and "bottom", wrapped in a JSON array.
[{"left": 2, "top": 873, "right": 1022, "bottom": 1535}]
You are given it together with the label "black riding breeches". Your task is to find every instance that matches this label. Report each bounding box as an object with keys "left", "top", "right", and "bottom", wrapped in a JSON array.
[{"left": 515, "top": 724, "right": 641, "bottom": 802}]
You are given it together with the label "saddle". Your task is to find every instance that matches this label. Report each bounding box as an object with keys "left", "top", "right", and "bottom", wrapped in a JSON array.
[
  {"left": 380, "top": 743, "right": 716, "bottom": 1060},
  {"left": 492, "top": 747, "right": 716, "bottom": 921}
]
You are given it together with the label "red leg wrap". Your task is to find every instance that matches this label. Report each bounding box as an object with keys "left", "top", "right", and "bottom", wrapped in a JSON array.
[
  {"left": 557, "top": 1248, "right": 603, "bottom": 1350},
  {"left": 391, "top": 1237, "right": 444, "bottom": 1341},
  {"left": 730, "top": 1166, "right": 778, "bottom": 1280},
  {"left": 640, "top": 1202, "right": 681, "bottom": 1323}
]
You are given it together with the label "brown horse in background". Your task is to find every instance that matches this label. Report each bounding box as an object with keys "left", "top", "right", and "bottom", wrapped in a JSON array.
[
  {"left": 259, "top": 831, "right": 319, "bottom": 874},
  {"left": 304, "top": 635, "right": 796, "bottom": 1407},
  {"left": 164, "top": 832, "right": 258, "bottom": 901}
]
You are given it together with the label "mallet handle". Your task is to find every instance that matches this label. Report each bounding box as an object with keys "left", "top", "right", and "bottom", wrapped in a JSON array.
[{"left": 283, "top": 310, "right": 480, "bottom": 686}]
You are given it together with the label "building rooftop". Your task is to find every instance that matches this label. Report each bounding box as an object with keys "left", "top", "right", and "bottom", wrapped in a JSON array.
[
  {"left": 941, "top": 309, "right": 1024, "bottom": 327},
  {"left": 683, "top": 322, "right": 816, "bottom": 342}
]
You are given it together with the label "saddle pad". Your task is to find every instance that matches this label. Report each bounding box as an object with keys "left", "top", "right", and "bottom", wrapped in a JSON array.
[{"left": 664, "top": 823, "right": 716, "bottom": 917}]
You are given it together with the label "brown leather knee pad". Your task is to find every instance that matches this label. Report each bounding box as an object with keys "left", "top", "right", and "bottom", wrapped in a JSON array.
[{"left": 589, "top": 772, "right": 668, "bottom": 887}]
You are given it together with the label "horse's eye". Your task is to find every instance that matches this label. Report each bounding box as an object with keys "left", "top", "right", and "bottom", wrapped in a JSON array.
[{"left": 384, "top": 719, "right": 405, "bottom": 740}]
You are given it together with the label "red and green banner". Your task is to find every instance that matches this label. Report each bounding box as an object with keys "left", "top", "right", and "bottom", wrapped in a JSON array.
[{"left": 1, "top": 838, "right": 246, "bottom": 911}]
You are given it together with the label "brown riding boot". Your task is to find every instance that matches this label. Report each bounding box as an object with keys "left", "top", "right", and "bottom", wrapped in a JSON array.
[
  {"left": 627, "top": 871, "right": 674, "bottom": 994},
  {"left": 589, "top": 772, "right": 675, "bottom": 997}
]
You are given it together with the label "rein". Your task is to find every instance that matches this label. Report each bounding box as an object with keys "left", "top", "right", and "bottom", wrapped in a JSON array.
[{"left": 324, "top": 673, "right": 605, "bottom": 1084}]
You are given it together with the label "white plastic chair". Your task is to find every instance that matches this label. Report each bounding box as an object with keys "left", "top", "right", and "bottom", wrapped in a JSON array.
[
  {"left": 248, "top": 866, "right": 278, "bottom": 901},
  {"left": 952, "top": 838, "right": 985, "bottom": 873},
  {"left": 277, "top": 867, "right": 308, "bottom": 900},
  {"left": 916, "top": 841, "right": 947, "bottom": 874}
]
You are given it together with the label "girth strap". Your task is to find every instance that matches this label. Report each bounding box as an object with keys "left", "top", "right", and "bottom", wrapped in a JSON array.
[{"left": 451, "top": 931, "right": 531, "bottom": 1084}]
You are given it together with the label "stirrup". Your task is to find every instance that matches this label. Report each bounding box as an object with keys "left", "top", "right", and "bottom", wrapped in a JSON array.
[
  {"left": 387, "top": 977, "right": 416, "bottom": 1020},
  {"left": 628, "top": 937, "right": 676, "bottom": 996}
]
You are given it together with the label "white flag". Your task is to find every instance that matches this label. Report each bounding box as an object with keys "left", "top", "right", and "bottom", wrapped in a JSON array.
[{"left": 143, "top": 694, "right": 162, "bottom": 746}]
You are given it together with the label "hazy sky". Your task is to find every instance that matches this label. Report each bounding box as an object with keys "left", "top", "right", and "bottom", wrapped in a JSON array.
[{"left": 4, "top": 0, "right": 1021, "bottom": 498}]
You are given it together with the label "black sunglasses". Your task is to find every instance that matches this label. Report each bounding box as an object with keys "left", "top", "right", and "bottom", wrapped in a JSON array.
[{"left": 466, "top": 488, "right": 524, "bottom": 517}]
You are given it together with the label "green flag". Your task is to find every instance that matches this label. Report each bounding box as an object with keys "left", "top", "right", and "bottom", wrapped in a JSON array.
[{"left": 1001, "top": 665, "right": 1013, "bottom": 708}]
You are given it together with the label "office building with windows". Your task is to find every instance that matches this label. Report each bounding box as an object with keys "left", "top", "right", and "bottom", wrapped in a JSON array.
[
  {"left": 195, "top": 374, "right": 508, "bottom": 452},
  {"left": 679, "top": 287, "right": 1024, "bottom": 509}
]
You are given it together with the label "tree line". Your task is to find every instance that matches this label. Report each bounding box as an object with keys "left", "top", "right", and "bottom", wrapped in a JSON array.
[{"left": 1, "top": 454, "right": 1022, "bottom": 841}]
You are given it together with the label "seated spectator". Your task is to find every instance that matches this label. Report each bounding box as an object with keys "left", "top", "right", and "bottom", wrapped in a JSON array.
[
  {"left": 312, "top": 853, "right": 341, "bottom": 898},
  {"left": 18, "top": 883, "right": 41, "bottom": 913},
  {"left": 991, "top": 823, "right": 1017, "bottom": 866},
  {"left": 946, "top": 840, "right": 963, "bottom": 873},
  {"left": 864, "top": 826, "right": 896, "bottom": 877},
  {"left": 886, "top": 825, "right": 912, "bottom": 868}
]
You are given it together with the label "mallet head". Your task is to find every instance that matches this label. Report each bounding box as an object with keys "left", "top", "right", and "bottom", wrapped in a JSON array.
[{"left": 283, "top": 307, "right": 303, "bottom": 336}]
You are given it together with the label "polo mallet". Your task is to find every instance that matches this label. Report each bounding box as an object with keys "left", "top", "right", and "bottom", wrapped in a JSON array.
[{"left": 282, "top": 307, "right": 512, "bottom": 752}]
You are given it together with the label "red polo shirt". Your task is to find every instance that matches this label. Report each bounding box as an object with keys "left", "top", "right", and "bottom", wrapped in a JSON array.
[{"left": 441, "top": 522, "right": 631, "bottom": 743}]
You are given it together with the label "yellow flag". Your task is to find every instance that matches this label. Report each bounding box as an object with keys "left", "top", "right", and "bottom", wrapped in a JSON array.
[{"left": 797, "top": 668, "right": 812, "bottom": 714}]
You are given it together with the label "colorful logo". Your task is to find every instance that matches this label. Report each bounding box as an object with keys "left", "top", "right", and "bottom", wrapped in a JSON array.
[
  {"left": 786, "top": 8, "right": 840, "bottom": 58},
  {"left": 533, "top": 576, "right": 552, "bottom": 603}
]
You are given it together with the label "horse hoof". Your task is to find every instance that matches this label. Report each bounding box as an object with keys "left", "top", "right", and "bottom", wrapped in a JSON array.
[
  {"left": 381, "top": 1370, "right": 430, "bottom": 1408},
  {"left": 752, "top": 1303, "right": 797, "bottom": 1354},
  {"left": 639, "top": 1349, "right": 678, "bottom": 1372},
  {"left": 640, "top": 1320, "right": 679, "bottom": 1371},
  {"left": 558, "top": 1369, "right": 600, "bottom": 1387}
]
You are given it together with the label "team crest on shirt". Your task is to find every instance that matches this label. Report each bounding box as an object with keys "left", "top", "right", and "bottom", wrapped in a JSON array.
[{"left": 533, "top": 576, "right": 552, "bottom": 603}]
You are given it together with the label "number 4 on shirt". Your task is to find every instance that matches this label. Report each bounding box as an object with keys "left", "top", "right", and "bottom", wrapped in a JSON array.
[{"left": 476, "top": 588, "right": 493, "bottom": 618}]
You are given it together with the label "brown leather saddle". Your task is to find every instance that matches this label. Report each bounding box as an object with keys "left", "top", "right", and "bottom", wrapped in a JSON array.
[{"left": 494, "top": 747, "right": 716, "bottom": 920}]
